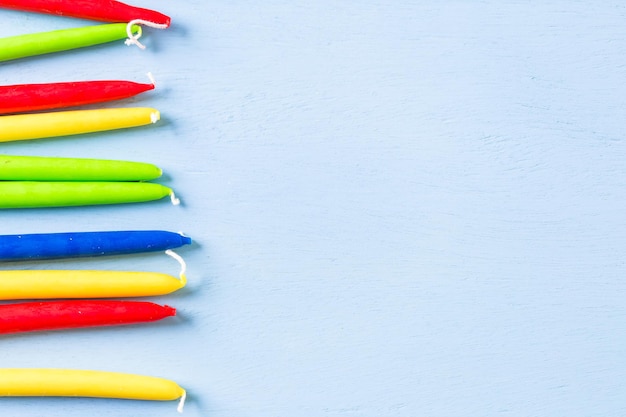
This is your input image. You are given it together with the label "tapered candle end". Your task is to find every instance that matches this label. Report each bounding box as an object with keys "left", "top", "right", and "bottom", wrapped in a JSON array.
[
  {"left": 143, "top": 83, "right": 156, "bottom": 92},
  {"left": 163, "top": 305, "right": 176, "bottom": 317},
  {"left": 179, "top": 234, "right": 192, "bottom": 245}
]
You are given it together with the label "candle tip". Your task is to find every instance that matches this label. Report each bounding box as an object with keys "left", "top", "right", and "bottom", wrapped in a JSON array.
[
  {"left": 178, "top": 232, "right": 192, "bottom": 245},
  {"left": 150, "top": 110, "right": 160, "bottom": 124},
  {"left": 164, "top": 305, "right": 177, "bottom": 317}
]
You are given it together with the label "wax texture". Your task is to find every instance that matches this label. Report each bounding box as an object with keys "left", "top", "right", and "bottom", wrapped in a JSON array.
[
  {"left": 0, "top": 0, "right": 171, "bottom": 26},
  {"left": 0, "top": 368, "right": 185, "bottom": 401},
  {"left": 0, "top": 230, "right": 191, "bottom": 261},
  {"left": 0, "top": 301, "right": 175, "bottom": 334},
  {"left": 0, "top": 155, "right": 162, "bottom": 181},
  {"left": 0, "top": 80, "right": 155, "bottom": 115},
  {"left": 0, "top": 107, "right": 159, "bottom": 142},
  {"left": 0, "top": 182, "right": 172, "bottom": 208},
  {"left": 0, "top": 270, "right": 186, "bottom": 299},
  {"left": 0, "top": 23, "right": 140, "bottom": 62}
]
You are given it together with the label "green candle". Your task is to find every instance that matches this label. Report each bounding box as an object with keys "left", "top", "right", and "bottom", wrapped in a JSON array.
[
  {"left": 0, "top": 23, "right": 140, "bottom": 62},
  {"left": 0, "top": 182, "right": 177, "bottom": 208},
  {"left": 0, "top": 155, "right": 162, "bottom": 181}
]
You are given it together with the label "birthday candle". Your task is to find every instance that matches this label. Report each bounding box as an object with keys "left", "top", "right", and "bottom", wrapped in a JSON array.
[
  {"left": 0, "top": 230, "right": 191, "bottom": 261},
  {"left": 0, "top": 0, "right": 171, "bottom": 27},
  {"left": 0, "top": 369, "right": 186, "bottom": 412},
  {"left": 0, "top": 269, "right": 186, "bottom": 300},
  {"left": 0, "top": 300, "right": 176, "bottom": 334},
  {"left": 0, "top": 182, "right": 176, "bottom": 208},
  {"left": 0, "top": 80, "right": 155, "bottom": 115},
  {"left": 0, "top": 23, "right": 140, "bottom": 62},
  {"left": 0, "top": 155, "right": 162, "bottom": 181},
  {"left": 0, "top": 107, "right": 159, "bottom": 142}
]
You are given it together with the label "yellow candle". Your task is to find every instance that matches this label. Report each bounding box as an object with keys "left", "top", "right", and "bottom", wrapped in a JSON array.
[
  {"left": 0, "top": 368, "right": 186, "bottom": 412},
  {"left": 0, "top": 270, "right": 186, "bottom": 300},
  {"left": 0, "top": 107, "right": 160, "bottom": 142},
  {"left": 0, "top": 250, "right": 187, "bottom": 299}
]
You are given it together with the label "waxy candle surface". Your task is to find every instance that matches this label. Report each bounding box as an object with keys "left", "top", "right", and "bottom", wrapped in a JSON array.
[
  {"left": 0, "top": 182, "right": 173, "bottom": 208},
  {"left": 0, "top": 270, "right": 186, "bottom": 299},
  {"left": 0, "top": 230, "right": 191, "bottom": 261},
  {"left": 0, "top": 23, "right": 140, "bottom": 62},
  {"left": 0, "top": 368, "right": 185, "bottom": 402},
  {"left": 0, "top": 155, "right": 162, "bottom": 181},
  {"left": 0, "top": 80, "right": 154, "bottom": 115},
  {"left": 0, "top": 107, "right": 159, "bottom": 142},
  {"left": 0, "top": 0, "right": 171, "bottom": 26},
  {"left": 0, "top": 300, "right": 175, "bottom": 334}
]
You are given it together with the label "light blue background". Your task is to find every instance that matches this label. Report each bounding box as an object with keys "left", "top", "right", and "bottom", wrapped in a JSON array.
[{"left": 1, "top": 1, "right": 626, "bottom": 416}]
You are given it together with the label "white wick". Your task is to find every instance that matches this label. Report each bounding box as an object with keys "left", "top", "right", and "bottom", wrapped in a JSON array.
[
  {"left": 177, "top": 390, "right": 187, "bottom": 413},
  {"left": 165, "top": 249, "right": 187, "bottom": 281},
  {"left": 150, "top": 111, "right": 160, "bottom": 123},
  {"left": 147, "top": 72, "right": 156, "bottom": 87},
  {"left": 170, "top": 191, "right": 181, "bottom": 206},
  {"left": 125, "top": 19, "right": 168, "bottom": 50}
]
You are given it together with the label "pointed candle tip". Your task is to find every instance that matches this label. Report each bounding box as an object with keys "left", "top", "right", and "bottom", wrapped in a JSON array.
[
  {"left": 164, "top": 305, "right": 177, "bottom": 317},
  {"left": 178, "top": 233, "right": 192, "bottom": 245}
]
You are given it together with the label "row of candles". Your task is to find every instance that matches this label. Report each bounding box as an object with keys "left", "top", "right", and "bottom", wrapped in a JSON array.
[{"left": 0, "top": 0, "right": 190, "bottom": 412}]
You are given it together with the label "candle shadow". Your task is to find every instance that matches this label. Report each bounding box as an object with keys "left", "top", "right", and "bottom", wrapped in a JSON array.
[
  {"left": 182, "top": 387, "right": 211, "bottom": 415},
  {"left": 0, "top": 119, "right": 169, "bottom": 152},
  {"left": 158, "top": 172, "right": 173, "bottom": 182},
  {"left": 0, "top": 396, "right": 182, "bottom": 415},
  {"left": 156, "top": 113, "right": 173, "bottom": 128},
  {"left": 51, "top": 93, "right": 160, "bottom": 113},
  {"left": 0, "top": 246, "right": 196, "bottom": 271},
  {"left": 0, "top": 41, "right": 135, "bottom": 69},
  {"left": 168, "top": 22, "right": 189, "bottom": 37},
  {"left": 141, "top": 22, "right": 189, "bottom": 54},
  {"left": 0, "top": 92, "right": 159, "bottom": 115},
  {"left": 0, "top": 314, "right": 187, "bottom": 342},
  {"left": 0, "top": 194, "right": 180, "bottom": 217}
]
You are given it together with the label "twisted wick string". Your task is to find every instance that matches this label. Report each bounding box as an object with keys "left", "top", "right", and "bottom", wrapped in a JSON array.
[{"left": 126, "top": 19, "right": 168, "bottom": 50}]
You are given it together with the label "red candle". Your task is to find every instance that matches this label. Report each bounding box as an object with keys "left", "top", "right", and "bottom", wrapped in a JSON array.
[
  {"left": 0, "top": 300, "right": 176, "bottom": 334},
  {"left": 0, "top": 80, "right": 155, "bottom": 115},
  {"left": 0, "top": 0, "right": 170, "bottom": 27}
]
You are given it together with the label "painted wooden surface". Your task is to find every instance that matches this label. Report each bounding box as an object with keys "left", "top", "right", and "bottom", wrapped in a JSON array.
[{"left": 1, "top": 1, "right": 626, "bottom": 416}]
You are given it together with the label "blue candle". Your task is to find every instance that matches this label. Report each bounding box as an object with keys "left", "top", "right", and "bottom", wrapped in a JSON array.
[{"left": 0, "top": 230, "right": 191, "bottom": 261}]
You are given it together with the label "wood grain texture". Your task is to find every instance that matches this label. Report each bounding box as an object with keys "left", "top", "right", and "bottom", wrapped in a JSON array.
[{"left": 1, "top": 1, "right": 626, "bottom": 416}]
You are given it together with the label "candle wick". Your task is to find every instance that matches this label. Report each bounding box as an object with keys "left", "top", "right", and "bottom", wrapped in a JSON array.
[
  {"left": 125, "top": 19, "right": 169, "bottom": 50},
  {"left": 177, "top": 390, "right": 187, "bottom": 413},
  {"left": 166, "top": 250, "right": 187, "bottom": 284},
  {"left": 147, "top": 72, "right": 157, "bottom": 87},
  {"left": 170, "top": 191, "right": 181, "bottom": 206}
]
